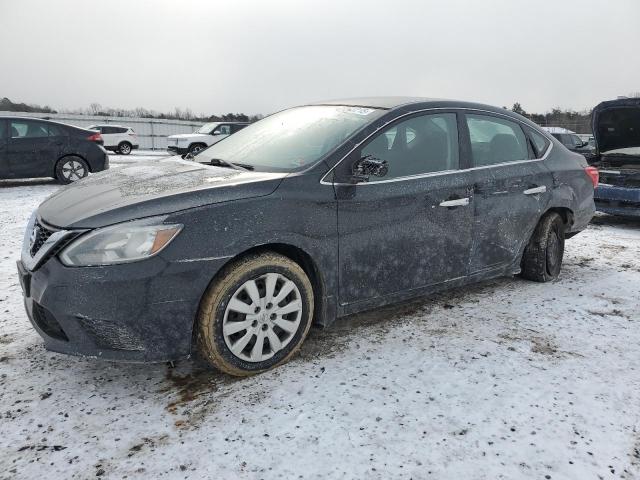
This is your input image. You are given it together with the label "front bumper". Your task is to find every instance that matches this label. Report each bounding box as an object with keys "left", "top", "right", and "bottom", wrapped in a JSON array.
[
  {"left": 18, "top": 218, "right": 228, "bottom": 362},
  {"left": 167, "top": 145, "right": 188, "bottom": 155},
  {"left": 595, "top": 184, "right": 640, "bottom": 217}
]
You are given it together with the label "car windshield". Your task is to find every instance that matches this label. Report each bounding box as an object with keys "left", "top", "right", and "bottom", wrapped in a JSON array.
[
  {"left": 196, "top": 105, "right": 385, "bottom": 172},
  {"left": 196, "top": 123, "right": 218, "bottom": 134}
]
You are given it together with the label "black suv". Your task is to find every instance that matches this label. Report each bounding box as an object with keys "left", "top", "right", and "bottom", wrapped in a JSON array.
[
  {"left": 0, "top": 116, "right": 109, "bottom": 183},
  {"left": 17, "top": 98, "right": 597, "bottom": 376}
]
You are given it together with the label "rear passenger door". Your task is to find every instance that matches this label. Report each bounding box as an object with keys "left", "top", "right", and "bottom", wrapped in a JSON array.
[{"left": 464, "top": 113, "right": 553, "bottom": 274}]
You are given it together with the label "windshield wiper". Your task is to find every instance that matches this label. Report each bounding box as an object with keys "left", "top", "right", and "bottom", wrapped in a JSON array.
[{"left": 209, "top": 158, "right": 254, "bottom": 171}]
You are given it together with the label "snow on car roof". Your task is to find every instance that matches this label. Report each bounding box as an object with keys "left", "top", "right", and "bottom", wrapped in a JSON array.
[{"left": 541, "top": 126, "right": 576, "bottom": 134}]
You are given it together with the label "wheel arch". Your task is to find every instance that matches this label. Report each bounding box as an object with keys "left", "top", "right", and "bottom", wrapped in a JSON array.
[
  {"left": 188, "top": 141, "right": 207, "bottom": 152},
  {"left": 543, "top": 206, "right": 574, "bottom": 232},
  {"left": 193, "top": 242, "right": 328, "bottom": 350}
]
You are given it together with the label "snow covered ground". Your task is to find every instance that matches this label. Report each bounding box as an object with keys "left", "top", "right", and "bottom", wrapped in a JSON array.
[{"left": 1, "top": 156, "right": 639, "bottom": 479}]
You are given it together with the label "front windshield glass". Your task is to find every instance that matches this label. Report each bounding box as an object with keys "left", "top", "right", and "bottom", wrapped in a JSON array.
[
  {"left": 196, "top": 122, "right": 218, "bottom": 134},
  {"left": 197, "top": 105, "right": 384, "bottom": 172}
]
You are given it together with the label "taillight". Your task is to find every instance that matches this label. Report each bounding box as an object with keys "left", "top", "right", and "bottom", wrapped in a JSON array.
[
  {"left": 584, "top": 166, "right": 599, "bottom": 187},
  {"left": 87, "top": 132, "right": 102, "bottom": 142}
]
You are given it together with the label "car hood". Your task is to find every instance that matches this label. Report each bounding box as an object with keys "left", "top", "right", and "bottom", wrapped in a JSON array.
[
  {"left": 592, "top": 98, "right": 640, "bottom": 154},
  {"left": 38, "top": 158, "right": 287, "bottom": 229},
  {"left": 167, "top": 133, "right": 208, "bottom": 139}
]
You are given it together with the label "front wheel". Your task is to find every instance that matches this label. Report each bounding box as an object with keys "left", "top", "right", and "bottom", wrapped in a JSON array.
[
  {"left": 520, "top": 212, "right": 565, "bottom": 282},
  {"left": 196, "top": 253, "right": 314, "bottom": 376},
  {"left": 55, "top": 156, "right": 89, "bottom": 184},
  {"left": 188, "top": 143, "right": 206, "bottom": 155}
]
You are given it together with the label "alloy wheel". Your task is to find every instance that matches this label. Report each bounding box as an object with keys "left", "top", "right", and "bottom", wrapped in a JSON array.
[{"left": 61, "top": 159, "right": 87, "bottom": 182}]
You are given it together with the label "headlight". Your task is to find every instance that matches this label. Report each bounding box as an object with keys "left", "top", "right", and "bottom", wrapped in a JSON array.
[{"left": 59, "top": 221, "right": 183, "bottom": 267}]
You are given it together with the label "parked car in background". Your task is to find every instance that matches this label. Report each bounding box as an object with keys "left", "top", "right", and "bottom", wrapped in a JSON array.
[
  {"left": 0, "top": 116, "right": 108, "bottom": 183},
  {"left": 589, "top": 97, "right": 640, "bottom": 216},
  {"left": 166, "top": 121, "right": 249, "bottom": 156},
  {"left": 88, "top": 124, "right": 138, "bottom": 155},
  {"left": 18, "top": 97, "right": 596, "bottom": 376},
  {"left": 542, "top": 127, "right": 594, "bottom": 154}
]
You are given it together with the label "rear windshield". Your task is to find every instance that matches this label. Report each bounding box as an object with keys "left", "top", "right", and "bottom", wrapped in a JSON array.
[{"left": 196, "top": 105, "right": 385, "bottom": 172}]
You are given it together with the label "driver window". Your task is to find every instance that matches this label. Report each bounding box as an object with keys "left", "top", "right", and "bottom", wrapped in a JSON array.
[
  {"left": 214, "top": 125, "right": 231, "bottom": 135},
  {"left": 360, "top": 113, "right": 459, "bottom": 180}
]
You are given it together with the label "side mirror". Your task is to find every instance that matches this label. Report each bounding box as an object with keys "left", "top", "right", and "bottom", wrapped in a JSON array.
[{"left": 352, "top": 155, "right": 388, "bottom": 182}]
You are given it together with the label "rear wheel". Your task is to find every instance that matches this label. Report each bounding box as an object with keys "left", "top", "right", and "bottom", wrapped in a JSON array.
[
  {"left": 55, "top": 156, "right": 89, "bottom": 184},
  {"left": 197, "top": 253, "right": 314, "bottom": 376},
  {"left": 117, "top": 142, "right": 132, "bottom": 155},
  {"left": 520, "top": 212, "right": 565, "bottom": 282}
]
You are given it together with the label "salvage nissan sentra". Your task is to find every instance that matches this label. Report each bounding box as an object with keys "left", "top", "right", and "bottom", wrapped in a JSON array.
[{"left": 17, "top": 97, "right": 597, "bottom": 376}]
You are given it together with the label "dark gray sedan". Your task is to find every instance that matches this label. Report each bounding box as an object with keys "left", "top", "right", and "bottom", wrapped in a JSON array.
[{"left": 17, "top": 97, "right": 597, "bottom": 376}]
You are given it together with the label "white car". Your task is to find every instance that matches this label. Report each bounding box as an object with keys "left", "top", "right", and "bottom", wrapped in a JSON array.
[
  {"left": 88, "top": 124, "right": 139, "bottom": 155},
  {"left": 166, "top": 122, "right": 249, "bottom": 156}
]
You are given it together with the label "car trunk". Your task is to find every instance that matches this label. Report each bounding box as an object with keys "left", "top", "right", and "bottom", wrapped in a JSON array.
[{"left": 591, "top": 98, "right": 640, "bottom": 185}]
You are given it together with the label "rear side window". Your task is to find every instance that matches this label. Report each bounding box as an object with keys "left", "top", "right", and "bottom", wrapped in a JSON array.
[
  {"left": 10, "top": 120, "right": 49, "bottom": 139},
  {"left": 466, "top": 114, "right": 529, "bottom": 166},
  {"left": 231, "top": 124, "right": 247, "bottom": 133},
  {"left": 360, "top": 112, "right": 459, "bottom": 180},
  {"left": 525, "top": 127, "right": 550, "bottom": 158},
  {"left": 116, "top": 127, "right": 128, "bottom": 134},
  {"left": 0, "top": 120, "right": 6, "bottom": 139},
  {"left": 48, "top": 124, "right": 66, "bottom": 136}
]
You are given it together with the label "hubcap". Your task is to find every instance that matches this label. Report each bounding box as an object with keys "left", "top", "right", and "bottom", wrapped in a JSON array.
[
  {"left": 192, "top": 145, "right": 203, "bottom": 153},
  {"left": 121, "top": 144, "right": 131, "bottom": 153},
  {"left": 61, "top": 160, "right": 86, "bottom": 181},
  {"left": 222, "top": 273, "right": 302, "bottom": 362}
]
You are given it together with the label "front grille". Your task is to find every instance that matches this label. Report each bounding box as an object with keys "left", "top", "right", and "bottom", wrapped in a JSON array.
[
  {"left": 30, "top": 221, "right": 55, "bottom": 256},
  {"left": 32, "top": 302, "right": 69, "bottom": 341}
]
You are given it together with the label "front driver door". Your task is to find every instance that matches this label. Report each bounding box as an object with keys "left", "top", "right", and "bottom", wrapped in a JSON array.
[
  {"left": 0, "top": 119, "right": 8, "bottom": 178},
  {"left": 7, "top": 119, "right": 51, "bottom": 178},
  {"left": 334, "top": 112, "right": 475, "bottom": 310}
]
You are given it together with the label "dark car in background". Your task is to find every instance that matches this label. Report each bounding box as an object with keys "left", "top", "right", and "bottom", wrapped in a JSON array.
[
  {"left": 543, "top": 127, "right": 595, "bottom": 155},
  {"left": 17, "top": 97, "right": 596, "bottom": 376},
  {"left": 0, "top": 116, "right": 109, "bottom": 183},
  {"left": 589, "top": 98, "right": 640, "bottom": 216}
]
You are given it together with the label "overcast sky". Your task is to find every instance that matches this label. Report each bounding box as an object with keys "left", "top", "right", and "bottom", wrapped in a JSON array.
[{"left": 1, "top": 0, "right": 638, "bottom": 116}]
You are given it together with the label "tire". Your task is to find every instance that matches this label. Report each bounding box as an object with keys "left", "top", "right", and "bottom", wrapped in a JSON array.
[
  {"left": 117, "top": 142, "right": 132, "bottom": 155},
  {"left": 196, "top": 252, "right": 314, "bottom": 376},
  {"left": 55, "top": 156, "right": 89, "bottom": 184},
  {"left": 188, "top": 143, "right": 206, "bottom": 155},
  {"left": 520, "top": 212, "right": 565, "bottom": 282}
]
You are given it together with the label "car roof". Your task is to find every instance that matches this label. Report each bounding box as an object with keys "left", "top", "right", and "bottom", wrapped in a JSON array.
[
  {"left": 306, "top": 96, "right": 528, "bottom": 118},
  {"left": 0, "top": 116, "right": 89, "bottom": 130},
  {"left": 89, "top": 124, "right": 130, "bottom": 128}
]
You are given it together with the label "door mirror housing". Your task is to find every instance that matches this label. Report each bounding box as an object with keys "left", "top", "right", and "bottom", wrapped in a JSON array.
[{"left": 352, "top": 155, "right": 388, "bottom": 183}]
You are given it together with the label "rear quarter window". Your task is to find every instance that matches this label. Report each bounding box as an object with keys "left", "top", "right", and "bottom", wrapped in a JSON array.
[{"left": 525, "top": 127, "right": 550, "bottom": 158}]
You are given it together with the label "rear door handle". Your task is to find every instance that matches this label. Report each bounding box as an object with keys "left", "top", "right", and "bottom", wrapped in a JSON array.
[
  {"left": 439, "top": 197, "right": 470, "bottom": 207},
  {"left": 523, "top": 186, "right": 547, "bottom": 195}
]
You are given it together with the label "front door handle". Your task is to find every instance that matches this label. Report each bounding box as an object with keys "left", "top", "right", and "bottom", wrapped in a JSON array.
[
  {"left": 523, "top": 186, "right": 547, "bottom": 195},
  {"left": 439, "top": 197, "right": 470, "bottom": 207}
]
